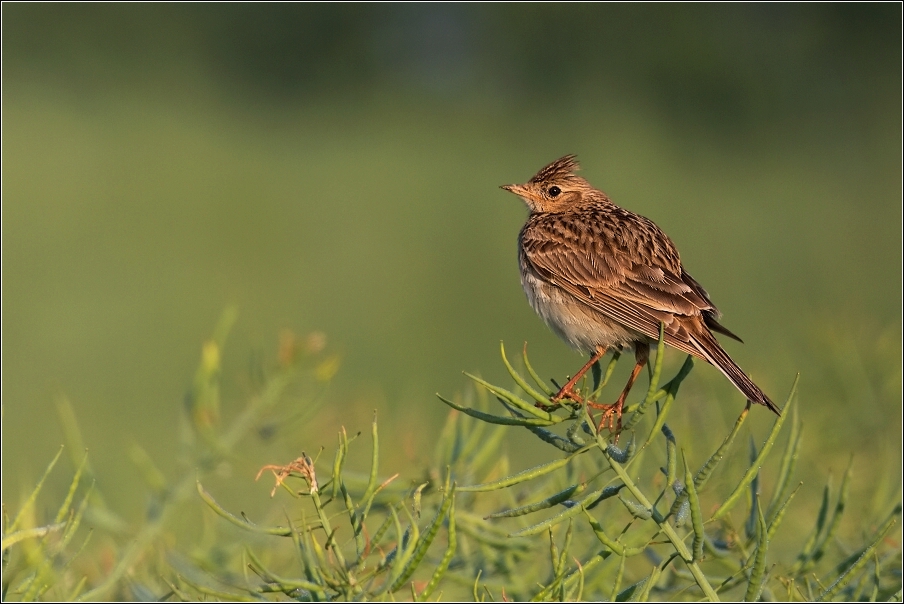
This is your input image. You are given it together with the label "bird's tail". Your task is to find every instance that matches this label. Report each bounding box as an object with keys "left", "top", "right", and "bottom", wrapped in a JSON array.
[{"left": 691, "top": 330, "right": 780, "bottom": 415}]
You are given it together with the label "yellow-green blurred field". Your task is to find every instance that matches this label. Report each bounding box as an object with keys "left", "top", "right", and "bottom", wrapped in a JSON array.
[{"left": 2, "top": 5, "right": 901, "bottom": 599}]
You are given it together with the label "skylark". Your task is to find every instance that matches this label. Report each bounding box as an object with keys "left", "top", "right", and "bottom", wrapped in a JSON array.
[{"left": 502, "top": 155, "right": 778, "bottom": 430}]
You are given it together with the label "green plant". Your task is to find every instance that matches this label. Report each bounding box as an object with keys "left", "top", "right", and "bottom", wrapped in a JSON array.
[
  {"left": 2, "top": 307, "right": 339, "bottom": 600},
  {"left": 2, "top": 315, "right": 900, "bottom": 601},
  {"left": 432, "top": 336, "right": 901, "bottom": 601}
]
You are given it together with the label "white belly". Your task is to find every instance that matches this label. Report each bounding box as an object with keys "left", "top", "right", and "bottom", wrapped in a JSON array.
[{"left": 520, "top": 267, "right": 643, "bottom": 354}]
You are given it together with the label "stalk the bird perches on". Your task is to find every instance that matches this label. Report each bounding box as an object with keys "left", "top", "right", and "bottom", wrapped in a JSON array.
[{"left": 502, "top": 155, "right": 779, "bottom": 432}]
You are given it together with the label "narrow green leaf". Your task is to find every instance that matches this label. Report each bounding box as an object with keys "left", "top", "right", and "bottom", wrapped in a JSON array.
[
  {"left": 669, "top": 405, "right": 749, "bottom": 519},
  {"left": 624, "top": 355, "right": 693, "bottom": 432},
  {"left": 392, "top": 485, "right": 455, "bottom": 591},
  {"left": 585, "top": 484, "right": 626, "bottom": 510},
  {"left": 794, "top": 479, "right": 832, "bottom": 572},
  {"left": 548, "top": 527, "right": 560, "bottom": 579},
  {"left": 695, "top": 405, "right": 749, "bottom": 491},
  {"left": 683, "top": 451, "right": 705, "bottom": 562},
  {"left": 291, "top": 513, "right": 327, "bottom": 599},
  {"left": 711, "top": 376, "right": 797, "bottom": 521},
  {"left": 663, "top": 425, "right": 677, "bottom": 490},
  {"left": 522, "top": 342, "right": 554, "bottom": 396},
  {"left": 10, "top": 445, "right": 63, "bottom": 532},
  {"left": 54, "top": 451, "right": 89, "bottom": 525},
  {"left": 465, "top": 372, "right": 560, "bottom": 422},
  {"left": 56, "top": 395, "right": 131, "bottom": 532},
  {"left": 767, "top": 484, "right": 801, "bottom": 543},
  {"left": 339, "top": 482, "right": 365, "bottom": 563},
  {"left": 245, "top": 548, "right": 326, "bottom": 593},
  {"left": 611, "top": 552, "right": 627, "bottom": 602},
  {"left": 485, "top": 482, "right": 587, "bottom": 519},
  {"left": 636, "top": 564, "right": 662, "bottom": 602},
  {"left": 553, "top": 520, "right": 575, "bottom": 600},
  {"left": 361, "top": 412, "right": 380, "bottom": 506},
  {"left": 305, "top": 523, "right": 332, "bottom": 583},
  {"left": 617, "top": 579, "right": 644, "bottom": 602},
  {"left": 436, "top": 394, "right": 556, "bottom": 427},
  {"left": 331, "top": 426, "right": 348, "bottom": 500},
  {"left": 67, "top": 576, "right": 89, "bottom": 601},
  {"left": 501, "top": 341, "right": 549, "bottom": 404},
  {"left": 1, "top": 523, "right": 66, "bottom": 550},
  {"left": 745, "top": 436, "right": 760, "bottom": 541},
  {"left": 417, "top": 495, "right": 456, "bottom": 602},
  {"left": 641, "top": 361, "right": 693, "bottom": 449},
  {"left": 767, "top": 400, "right": 801, "bottom": 521},
  {"left": 178, "top": 575, "right": 257, "bottom": 602},
  {"left": 360, "top": 473, "right": 402, "bottom": 524},
  {"left": 590, "top": 356, "right": 603, "bottom": 396},
  {"left": 644, "top": 323, "right": 667, "bottom": 403},
  {"left": 524, "top": 424, "right": 583, "bottom": 452},
  {"left": 815, "top": 516, "right": 897, "bottom": 602},
  {"left": 509, "top": 485, "right": 612, "bottom": 538},
  {"left": 583, "top": 509, "right": 645, "bottom": 557},
  {"left": 386, "top": 506, "right": 420, "bottom": 593},
  {"left": 539, "top": 550, "right": 612, "bottom": 602},
  {"left": 377, "top": 506, "right": 404, "bottom": 572},
  {"left": 197, "top": 482, "right": 292, "bottom": 535},
  {"left": 457, "top": 514, "right": 531, "bottom": 550},
  {"left": 369, "top": 502, "right": 401, "bottom": 553},
  {"left": 744, "top": 497, "right": 769, "bottom": 602},
  {"left": 59, "top": 481, "right": 93, "bottom": 552},
  {"left": 458, "top": 447, "right": 588, "bottom": 492},
  {"left": 811, "top": 456, "right": 855, "bottom": 565},
  {"left": 591, "top": 352, "right": 622, "bottom": 399},
  {"left": 311, "top": 488, "right": 346, "bottom": 569}
]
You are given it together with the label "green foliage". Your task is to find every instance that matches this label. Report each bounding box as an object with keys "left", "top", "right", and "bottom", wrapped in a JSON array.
[
  {"left": 431, "top": 336, "right": 900, "bottom": 601},
  {"left": 1, "top": 317, "right": 901, "bottom": 601}
]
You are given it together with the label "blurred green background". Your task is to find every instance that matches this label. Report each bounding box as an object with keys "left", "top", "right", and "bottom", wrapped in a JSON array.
[{"left": 2, "top": 4, "right": 900, "bottom": 520}]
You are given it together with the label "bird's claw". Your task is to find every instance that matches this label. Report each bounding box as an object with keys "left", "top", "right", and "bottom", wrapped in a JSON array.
[
  {"left": 587, "top": 400, "right": 625, "bottom": 435},
  {"left": 549, "top": 385, "right": 585, "bottom": 407}
]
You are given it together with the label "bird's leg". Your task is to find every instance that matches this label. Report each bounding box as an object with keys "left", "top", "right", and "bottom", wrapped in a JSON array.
[
  {"left": 592, "top": 342, "right": 650, "bottom": 434},
  {"left": 550, "top": 345, "right": 607, "bottom": 406}
]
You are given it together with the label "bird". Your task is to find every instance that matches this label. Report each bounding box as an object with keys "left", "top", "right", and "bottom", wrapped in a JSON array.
[{"left": 501, "top": 155, "right": 779, "bottom": 431}]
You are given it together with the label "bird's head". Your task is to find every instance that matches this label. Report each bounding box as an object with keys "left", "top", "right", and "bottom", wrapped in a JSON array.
[{"left": 500, "top": 155, "right": 601, "bottom": 213}]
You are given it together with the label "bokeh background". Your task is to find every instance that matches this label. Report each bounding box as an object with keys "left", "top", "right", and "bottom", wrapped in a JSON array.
[{"left": 3, "top": 4, "right": 900, "bottom": 525}]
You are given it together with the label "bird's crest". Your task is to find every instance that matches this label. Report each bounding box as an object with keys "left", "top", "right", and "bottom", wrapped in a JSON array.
[{"left": 530, "top": 155, "right": 580, "bottom": 184}]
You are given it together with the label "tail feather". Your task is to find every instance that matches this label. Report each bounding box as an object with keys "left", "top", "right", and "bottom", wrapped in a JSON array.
[
  {"left": 691, "top": 330, "right": 780, "bottom": 415},
  {"left": 703, "top": 313, "right": 744, "bottom": 343}
]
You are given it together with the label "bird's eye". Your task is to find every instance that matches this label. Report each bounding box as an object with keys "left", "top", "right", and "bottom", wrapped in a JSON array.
[{"left": 548, "top": 186, "right": 561, "bottom": 197}]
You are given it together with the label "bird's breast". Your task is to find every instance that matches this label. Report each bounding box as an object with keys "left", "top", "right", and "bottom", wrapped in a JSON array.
[{"left": 519, "top": 256, "right": 642, "bottom": 354}]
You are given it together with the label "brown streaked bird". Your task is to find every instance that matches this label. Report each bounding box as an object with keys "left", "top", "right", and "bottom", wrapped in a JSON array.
[{"left": 501, "top": 155, "right": 779, "bottom": 430}]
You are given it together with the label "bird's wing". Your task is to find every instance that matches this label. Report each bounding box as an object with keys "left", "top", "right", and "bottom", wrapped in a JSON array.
[{"left": 520, "top": 209, "right": 719, "bottom": 358}]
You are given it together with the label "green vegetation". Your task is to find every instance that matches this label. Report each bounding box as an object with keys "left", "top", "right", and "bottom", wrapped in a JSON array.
[
  {"left": 2, "top": 5, "right": 900, "bottom": 601},
  {"left": 2, "top": 314, "right": 900, "bottom": 600}
]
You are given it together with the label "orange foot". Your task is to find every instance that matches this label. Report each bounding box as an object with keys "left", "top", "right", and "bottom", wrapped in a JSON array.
[
  {"left": 535, "top": 383, "right": 584, "bottom": 410},
  {"left": 545, "top": 346, "right": 607, "bottom": 408},
  {"left": 551, "top": 383, "right": 586, "bottom": 405},
  {"left": 588, "top": 400, "right": 625, "bottom": 434}
]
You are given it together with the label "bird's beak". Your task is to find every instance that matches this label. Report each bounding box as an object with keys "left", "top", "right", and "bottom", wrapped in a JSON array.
[{"left": 500, "top": 183, "right": 527, "bottom": 197}]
